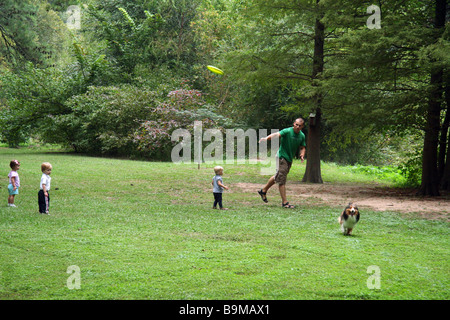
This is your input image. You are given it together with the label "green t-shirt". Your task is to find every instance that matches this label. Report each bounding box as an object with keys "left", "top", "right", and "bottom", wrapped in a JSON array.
[{"left": 277, "top": 127, "right": 306, "bottom": 163}]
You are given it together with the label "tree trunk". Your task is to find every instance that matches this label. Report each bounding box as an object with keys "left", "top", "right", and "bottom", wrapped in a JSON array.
[
  {"left": 302, "top": 10, "right": 324, "bottom": 184},
  {"left": 419, "top": 68, "right": 442, "bottom": 196},
  {"left": 417, "top": 0, "right": 446, "bottom": 196},
  {"left": 303, "top": 108, "right": 323, "bottom": 183},
  {"left": 438, "top": 84, "right": 449, "bottom": 180},
  {"left": 442, "top": 128, "right": 450, "bottom": 190},
  {"left": 441, "top": 82, "right": 450, "bottom": 190}
]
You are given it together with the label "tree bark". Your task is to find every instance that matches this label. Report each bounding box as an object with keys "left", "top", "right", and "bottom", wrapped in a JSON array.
[
  {"left": 419, "top": 74, "right": 442, "bottom": 196},
  {"left": 302, "top": 10, "right": 324, "bottom": 184},
  {"left": 438, "top": 85, "right": 449, "bottom": 181},
  {"left": 441, "top": 82, "right": 450, "bottom": 190},
  {"left": 303, "top": 108, "right": 323, "bottom": 183},
  {"left": 417, "top": 0, "right": 446, "bottom": 196}
]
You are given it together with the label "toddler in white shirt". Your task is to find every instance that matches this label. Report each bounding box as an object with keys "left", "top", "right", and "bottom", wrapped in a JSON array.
[{"left": 38, "top": 162, "right": 52, "bottom": 214}]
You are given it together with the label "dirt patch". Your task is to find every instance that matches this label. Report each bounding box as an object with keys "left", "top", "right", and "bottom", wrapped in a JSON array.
[{"left": 234, "top": 182, "right": 450, "bottom": 221}]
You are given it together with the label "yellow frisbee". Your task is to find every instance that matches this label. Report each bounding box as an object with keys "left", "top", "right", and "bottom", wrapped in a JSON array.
[{"left": 207, "top": 65, "right": 224, "bottom": 75}]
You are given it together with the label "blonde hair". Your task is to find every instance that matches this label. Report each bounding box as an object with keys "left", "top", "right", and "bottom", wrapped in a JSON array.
[
  {"left": 214, "top": 166, "right": 223, "bottom": 174},
  {"left": 41, "top": 162, "right": 52, "bottom": 172}
]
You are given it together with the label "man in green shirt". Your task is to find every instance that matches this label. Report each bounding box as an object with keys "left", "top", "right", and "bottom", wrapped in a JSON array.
[{"left": 258, "top": 118, "right": 306, "bottom": 208}]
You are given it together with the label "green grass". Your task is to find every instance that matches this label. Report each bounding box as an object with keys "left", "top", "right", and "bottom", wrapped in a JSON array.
[{"left": 0, "top": 147, "right": 448, "bottom": 300}]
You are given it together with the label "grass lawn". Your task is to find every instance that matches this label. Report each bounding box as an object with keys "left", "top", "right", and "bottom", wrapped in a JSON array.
[{"left": 0, "top": 147, "right": 448, "bottom": 300}]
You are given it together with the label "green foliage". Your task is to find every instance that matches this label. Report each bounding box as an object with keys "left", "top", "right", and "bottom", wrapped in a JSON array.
[
  {"left": 133, "top": 87, "right": 231, "bottom": 160},
  {"left": 321, "top": 129, "right": 425, "bottom": 167},
  {"left": 45, "top": 0, "right": 83, "bottom": 12},
  {"left": 321, "top": 0, "right": 444, "bottom": 136},
  {"left": 52, "top": 85, "right": 158, "bottom": 155},
  {"left": 0, "top": 65, "right": 62, "bottom": 146},
  {"left": 0, "top": 106, "right": 30, "bottom": 147},
  {"left": 85, "top": 2, "right": 164, "bottom": 79},
  {"left": 38, "top": 82, "right": 232, "bottom": 159},
  {"left": 0, "top": 0, "right": 72, "bottom": 68},
  {"left": 0, "top": 35, "right": 122, "bottom": 147},
  {"left": 398, "top": 153, "right": 423, "bottom": 188},
  {"left": 85, "top": 0, "right": 207, "bottom": 79},
  {"left": 0, "top": 0, "right": 42, "bottom": 66},
  {"left": 350, "top": 165, "right": 405, "bottom": 185},
  {"left": 0, "top": 56, "right": 96, "bottom": 146},
  {"left": 219, "top": 0, "right": 316, "bottom": 129}
]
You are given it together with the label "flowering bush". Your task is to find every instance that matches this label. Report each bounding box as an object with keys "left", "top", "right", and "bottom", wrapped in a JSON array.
[
  {"left": 167, "top": 89, "right": 204, "bottom": 110},
  {"left": 133, "top": 99, "right": 220, "bottom": 160}
]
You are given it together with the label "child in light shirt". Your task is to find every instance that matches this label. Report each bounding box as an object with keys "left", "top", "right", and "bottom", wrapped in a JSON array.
[
  {"left": 212, "top": 166, "right": 229, "bottom": 210},
  {"left": 7, "top": 160, "right": 20, "bottom": 207},
  {"left": 38, "top": 162, "right": 52, "bottom": 214}
]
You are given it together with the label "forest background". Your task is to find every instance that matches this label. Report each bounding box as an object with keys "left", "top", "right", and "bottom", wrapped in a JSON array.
[{"left": 0, "top": 0, "right": 449, "bottom": 196}]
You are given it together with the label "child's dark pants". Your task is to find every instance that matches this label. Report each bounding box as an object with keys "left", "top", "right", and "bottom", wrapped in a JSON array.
[
  {"left": 38, "top": 190, "right": 50, "bottom": 213},
  {"left": 213, "top": 192, "right": 223, "bottom": 208}
]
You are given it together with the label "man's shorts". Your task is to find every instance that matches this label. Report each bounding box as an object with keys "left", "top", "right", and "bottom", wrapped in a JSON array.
[
  {"left": 274, "top": 157, "right": 292, "bottom": 185},
  {"left": 8, "top": 184, "right": 19, "bottom": 195}
]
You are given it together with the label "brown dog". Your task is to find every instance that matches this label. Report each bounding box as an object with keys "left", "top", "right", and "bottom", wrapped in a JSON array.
[{"left": 338, "top": 203, "right": 360, "bottom": 235}]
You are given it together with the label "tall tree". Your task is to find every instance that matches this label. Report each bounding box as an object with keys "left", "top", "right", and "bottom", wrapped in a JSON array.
[
  {"left": 224, "top": 0, "right": 345, "bottom": 183},
  {"left": 321, "top": 1, "right": 448, "bottom": 196},
  {"left": 418, "top": 0, "right": 447, "bottom": 196},
  {"left": 441, "top": 80, "right": 450, "bottom": 190},
  {"left": 303, "top": 1, "right": 324, "bottom": 183}
]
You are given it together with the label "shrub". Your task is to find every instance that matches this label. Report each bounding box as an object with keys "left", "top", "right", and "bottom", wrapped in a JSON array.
[
  {"left": 45, "top": 84, "right": 230, "bottom": 160},
  {"left": 398, "top": 156, "right": 422, "bottom": 187},
  {"left": 133, "top": 89, "right": 227, "bottom": 160},
  {"left": 47, "top": 85, "right": 158, "bottom": 155}
]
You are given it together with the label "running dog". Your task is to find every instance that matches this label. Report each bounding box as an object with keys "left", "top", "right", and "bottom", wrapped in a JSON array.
[{"left": 339, "top": 203, "right": 360, "bottom": 235}]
